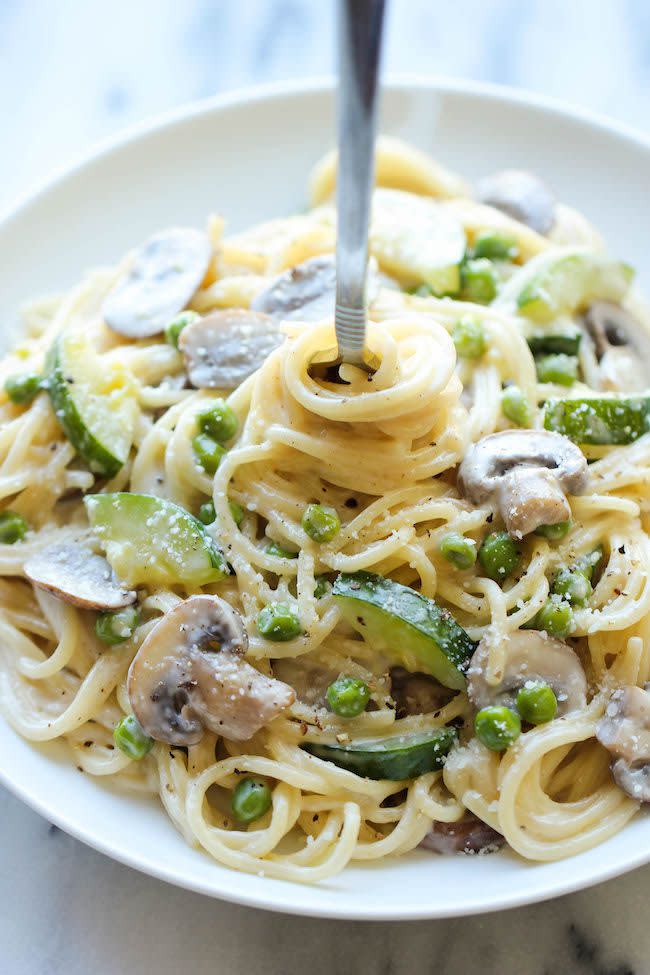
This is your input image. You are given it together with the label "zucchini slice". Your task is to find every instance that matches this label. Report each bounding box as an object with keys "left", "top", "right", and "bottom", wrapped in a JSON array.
[
  {"left": 498, "top": 250, "right": 633, "bottom": 324},
  {"left": 543, "top": 396, "right": 650, "bottom": 445},
  {"left": 303, "top": 727, "right": 457, "bottom": 780},
  {"left": 85, "top": 493, "right": 229, "bottom": 589},
  {"left": 333, "top": 571, "right": 475, "bottom": 691},
  {"left": 370, "top": 189, "right": 465, "bottom": 297},
  {"left": 526, "top": 325, "right": 582, "bottom": 357},
  {"left": 47, "top": 332, "right": 137, "bottom": 478}
]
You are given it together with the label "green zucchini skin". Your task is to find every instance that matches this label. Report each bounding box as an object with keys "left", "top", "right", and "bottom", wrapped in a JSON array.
[
  {"left": 526, "top": 332, "right": 581, "bottom": 357},
  {"left": 333, "top": 572, "right": 476, "bottom": 690},
  {"left": 333, "top": 571, "right": 475, "bottom": 691},
  {"left": 303, "top": 727, "right": 457, "bottom": 780},
  {"left": 47, "top": 340, "right": 125, "bottom": 478},
  {"left": 544, "top": 396, "right": 650, "bottom": 445},
  {"left": 85, "top": 492, "right": 230, "bottom": 588},
  {"left": 515, "top": 254, "right": 634, "bottom": 323}
]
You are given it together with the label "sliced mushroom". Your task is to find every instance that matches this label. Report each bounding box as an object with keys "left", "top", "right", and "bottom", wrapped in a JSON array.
[
  {"left": 420, "top": 816, "right": 504, "bottom": 855},
  {"left": 24, "top": 541, "right": 136, "bottom": 610},
  {"left": 251, "top": 255, "right": 337, "bottom": 322},
  {"left": 476, "top": 170, "right": 556, "bottom": 235},
  {"left": 467, "top": 629, "right": 587, "bottom": 716},
  {"left": 583, "top": 302, "right": 650, "bottom": 392},
  {"left": 179, "top": 309, "right": 283, "bottom": 389},
  {"left": 389, "top": 667, "right": 455, "bottom": 717},
  {"left": 128, "top": 594, "right": 295, "bottom": 745},
  {"left": 457, "top": 429, "right": 589, "bottom": 538},
  {"left": 596, "top": 685, "right": 650, "bottom": 802},
  {"left": 103, "top": 228, "right": 211, "bottom": 338},
  {"left": 251, "top": 254, "right": 380, "bottom": 323}
]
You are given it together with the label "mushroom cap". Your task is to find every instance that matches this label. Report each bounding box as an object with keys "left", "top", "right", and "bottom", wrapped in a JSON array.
[
  {"left": 596, "top": 685, "right": 650, "bottom": 802},
  {"left": 251, "top": 254, "right": 380, "bottom": 323},
  {"left": 420, "top": 816, "right": 504, "bottom": 855},
  {"left": 251, "top": 255, "right": 337, "bottom": 322},
  {"left": 128, "top": 595, "right": 295, "bottom": 745},
  {"left": 476, "top": 169, "right": 556, "bottom": 235},
  {"left": 103, "top": 228, "right": 211, "bottom": 339},
  {"left": 179, "top": 308, "right": 284, "bottom": 389},
  {"left": 467, "top": 629, "right": 587, "bottom": 716},
  {"left": 583, "top": 302, "right": 650, "bottom": 393},
  {"left": 24, "top": 542, "right": 136, "bottom": 610},
  {"left": 457, "top": 429, "right": 589, "bottom": 537}
]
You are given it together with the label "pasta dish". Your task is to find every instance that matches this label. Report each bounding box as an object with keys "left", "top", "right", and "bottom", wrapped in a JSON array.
[{"left": 1, "top": 136, "right": 649, "bottom": 883}]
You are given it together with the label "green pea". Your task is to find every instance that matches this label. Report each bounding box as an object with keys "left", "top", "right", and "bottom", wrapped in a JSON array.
[
  {"left": 452, "top": 317, "right": 487, "bottom": 359},
  {"left": 327, "top": 675, "right": 371, "bottom": 718},
  {"left": 535, "top": 520, "right": 571, "bottom": 541},
  {"left": 229, "top": 501, "right": 245, "bottom": 527},
  {"left": 439, "top": 532, "right": 477, "bottom": 570},
  {"left": 257, "top": 602, "right": 302, "bottom": 641},
  {"left": 198, "top": 500, "right": 216, "bottom": 525},
  {"left": 302, "top": 503, "right": 341, "bottom": 543},
  {"left": 4, "top": 372, "right": 42, "bottom": 405},
  {"left": 501, "top": 385, "right": 532, "bottom": 427},
  {"left": 165, "top": 310, "right": 200, "bottom": 348},
  {"left": 552, "top": 566, "right": 592, "bottom": 606},
  {"left": 192, "top": 433, "right": 226, "bottom": 475},
  {"left": 478, "top": 531, "right": 520, "bottom": 582},
  {"left": 231, "top": 777, "right": 273, "bottom": 824},
  {"left": 516, "top": 681, "right": 558, "bottom": 725},
  {"left": 314, "top": 574, "right": 332, "bottom": 599},
  {"left": 460, "top": 258, "right": 498, "bottom": 305},
  {"left": 198, "top": 499, "right": 243, "bottom": 527},
  {"left": 472, "top": 232, "right": 519, "bottom": 262},
  {"left": 0, "top": 510, "right": 28, "bottom": 544},
  {"left": 535, "top": 353, "right": 579, "bottom": 386},
  {"left": 197, "top": 399, "right": 238, "bottom": 443},
  {"left": 113, "top": 715, "right": 153, "bottom": 760},
  {"left": 266, "top": 540, "right": 298, "bottom": 559},
  {"left": 534, "top": 597, "right": 574, "bottom": 638},
  {"left": 576, "top": 546, "right": 605, "bottom": 582},
  {"left": 475, "top": 705, "right": 521, "bottom": 751},
  {"left": 95, "top": 605, "right": 139, "bottom": 646}
]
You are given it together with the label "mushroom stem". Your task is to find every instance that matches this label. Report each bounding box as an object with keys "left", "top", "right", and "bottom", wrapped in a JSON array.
[{"left": 498, "top": 469, "right": 571, "bottom": 539}]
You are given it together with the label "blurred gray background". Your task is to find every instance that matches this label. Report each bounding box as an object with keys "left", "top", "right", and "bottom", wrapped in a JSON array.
[{"left": 1, "top": 0, "right": 649, "bottom": 211}]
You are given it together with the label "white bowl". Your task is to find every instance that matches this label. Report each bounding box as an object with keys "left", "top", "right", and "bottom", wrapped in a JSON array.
[{"left": 1, "top": 78, "right": 649, "bottom": 920}]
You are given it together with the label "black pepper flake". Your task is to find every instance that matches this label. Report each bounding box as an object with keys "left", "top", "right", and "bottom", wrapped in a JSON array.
[{"left": 344, "top": 498, "right": 358, "bottom": 509}]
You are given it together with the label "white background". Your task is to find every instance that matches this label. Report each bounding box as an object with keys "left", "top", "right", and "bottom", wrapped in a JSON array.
[{"left": 2, "top": 2, "right": 650, "bottom": 973}]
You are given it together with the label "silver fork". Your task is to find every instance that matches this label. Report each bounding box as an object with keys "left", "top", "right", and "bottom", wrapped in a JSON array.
[{"left": 310, "top": 0, "right": 386, "bottom": 380}]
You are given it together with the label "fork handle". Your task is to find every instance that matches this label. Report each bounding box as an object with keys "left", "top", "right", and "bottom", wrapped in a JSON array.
[{"left": 335, "top": 0, "right": 386, "bottom": 365}]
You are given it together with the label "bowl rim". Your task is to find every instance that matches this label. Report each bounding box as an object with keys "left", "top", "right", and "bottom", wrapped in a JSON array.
[
  {"left": 2, "top": 75, "right": 650, "bottom": 919},
  {"left": 3, "top": 73, "right": 650, "bottom": 229}
]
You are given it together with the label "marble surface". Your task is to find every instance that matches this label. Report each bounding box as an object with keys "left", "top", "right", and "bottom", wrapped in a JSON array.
[{"left": 2, "top": 1, "right": 650, "bottom": 972}]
